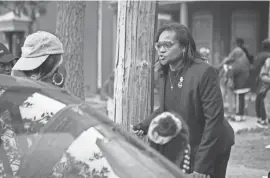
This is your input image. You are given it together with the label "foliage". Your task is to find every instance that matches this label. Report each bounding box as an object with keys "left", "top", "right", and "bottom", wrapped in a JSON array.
[
  {"left": 51, "top": 152, "right": 110, "bottom": 178},
  {"left": 0, "top": 1, "right": 47, "bottom": 18},
  {"left": 0, "top": 96, "right": 111, "bottom": 177},
  {"left": 0, "top": 98, "right": 55, "bottom": 176},
  {"left": 0, "top": 1, "right": 48, "bottom": 33}
]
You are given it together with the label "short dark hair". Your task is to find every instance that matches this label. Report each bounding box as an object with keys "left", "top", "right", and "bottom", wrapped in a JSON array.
[
  {"left": 156, "top": 23, "right": 199, "bottom": 76},
  {"left": 236, "top": 38, "right": 244, "bottom": 46}
]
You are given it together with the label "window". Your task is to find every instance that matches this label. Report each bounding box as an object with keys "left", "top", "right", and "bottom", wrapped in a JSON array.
[
  {"left": 0, "top": 89, "right": 66, "bottom": 176},
  {"left": 51, "top": 126, "right": 117, "bottom": 178}
]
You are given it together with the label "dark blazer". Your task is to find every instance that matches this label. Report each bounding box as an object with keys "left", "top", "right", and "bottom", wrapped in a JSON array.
[{"left": 138, "top": 59, "right": 235, "bottom": 175}]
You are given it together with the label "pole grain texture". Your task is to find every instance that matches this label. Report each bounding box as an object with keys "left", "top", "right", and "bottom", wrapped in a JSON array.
[
  {"left": 113, "top": 1, "right": 157, "bottom": 131},
  {"left": 55, "top": 1, "right": 86, "bottom": 100}
]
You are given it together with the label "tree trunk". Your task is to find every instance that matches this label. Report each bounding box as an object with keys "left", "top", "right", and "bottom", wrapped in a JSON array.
[
  {"left": 55, "top": 1, "right": 86, "bottom": 100},
  {"left": 114, "top": 1, "right": 157, "bottom": 130}
]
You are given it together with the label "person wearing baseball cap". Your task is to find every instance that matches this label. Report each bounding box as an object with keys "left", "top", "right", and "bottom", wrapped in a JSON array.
[
  {"left": 0, "top": 42, "right": 18, "bottom": 75},
  {"left": 12, "top": 31, "right": 66, "bottom": 88}
]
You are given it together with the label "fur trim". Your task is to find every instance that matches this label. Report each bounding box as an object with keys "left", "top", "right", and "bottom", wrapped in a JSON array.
[{"left": 147, "top": 112, "right": 182, "bottom": 145}]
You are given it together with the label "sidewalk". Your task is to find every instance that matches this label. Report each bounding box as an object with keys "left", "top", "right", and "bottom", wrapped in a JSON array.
[
  {"left": 227, "top": 164, "right": 268, "bottom": 178},
  {"left": 228, "top": 115, "right": 267, "bottom": 134}
]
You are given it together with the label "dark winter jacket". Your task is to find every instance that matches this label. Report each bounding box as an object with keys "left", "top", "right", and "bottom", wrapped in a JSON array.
[
  {"left": 251, "top": 51, "right": 270, "bottom": 92},
  {"left": 136, "top": 59, "right": 235, "bottom": 175},
  {"left": 226, "top": 47, "right": 250, "bottom": 90}
]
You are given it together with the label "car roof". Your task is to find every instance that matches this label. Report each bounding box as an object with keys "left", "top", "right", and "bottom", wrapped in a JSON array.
[{"left": 0, "top": 74, "right": 82, "bottom": 105}]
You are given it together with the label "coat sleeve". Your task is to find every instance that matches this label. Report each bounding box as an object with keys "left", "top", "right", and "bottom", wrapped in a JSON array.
[
  {"left": 227, "top": 47, "right": 242, "bottom": 62},
  {"left": 137, "top": 108, "right": 161, "bottom": 134},
  {"left": 194, "top": 66, "right": 225, "bottom": 174}
]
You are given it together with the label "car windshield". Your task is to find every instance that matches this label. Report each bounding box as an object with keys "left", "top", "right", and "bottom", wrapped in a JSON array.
[{"left": 0, "top": 85, "right": 185, "bottom": 178}]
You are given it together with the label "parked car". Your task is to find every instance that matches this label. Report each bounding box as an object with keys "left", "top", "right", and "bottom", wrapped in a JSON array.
[{"left": 0, "top": 74, "right": 186, "bottom": 178}]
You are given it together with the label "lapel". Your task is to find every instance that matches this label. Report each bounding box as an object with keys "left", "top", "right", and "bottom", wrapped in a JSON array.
[
  {"left": 159, "top": 76, "right": 166, "bottom": 112},
  {"left": 158, "top": 62, "right": 189, "bottom": 112}
]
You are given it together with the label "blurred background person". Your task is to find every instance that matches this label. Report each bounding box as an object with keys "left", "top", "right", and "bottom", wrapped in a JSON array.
[
  {"left": 252, "top": 39, "right": 270, "bottom": 125},
  {"left": 0, "top": 42, "right": 18, "bottom": 75},
  {"left": 100, "top": 71, "right": 115, "bottom": 119},
  {"left": 256, "top": 57, "right": 270, "bottom": 126},
  {"left": 218, "top": 38, "right": 251, "bottom": 121}
]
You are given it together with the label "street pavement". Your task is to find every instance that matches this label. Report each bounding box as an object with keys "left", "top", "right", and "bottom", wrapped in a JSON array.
[
  {"left": 228, "top": 115, "right": 265, "bottom": 134},
  {"left": 227, "top": 116, "right": 269, "bottom": 178},
  {"left": 227, "top": 164, "right": 268, "bottom": 178}
]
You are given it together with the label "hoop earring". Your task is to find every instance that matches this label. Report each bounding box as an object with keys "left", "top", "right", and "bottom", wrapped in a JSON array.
[
  {"left": 52, "top": 72, "right": 64, "bottom": 86},
  {"left": 181, "top": 51, "right": 185, "bottom": 58}
]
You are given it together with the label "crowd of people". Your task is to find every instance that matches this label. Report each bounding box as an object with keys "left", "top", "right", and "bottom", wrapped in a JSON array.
[{"left": 218, "top": 37, "right": 270, "bottom": 127}]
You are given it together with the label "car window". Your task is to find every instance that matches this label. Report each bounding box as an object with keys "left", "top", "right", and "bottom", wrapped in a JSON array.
[
  {"left": 0, "top": 87, "right": 184, "bottom": 178},
  {"left": 0, "top": 89, "right": 67, "bottom": 176},
  {"left": 78, "top": 105, "right": 185, "bottom": 178},
  {"left": 50, "top": 122, "right": 178, "bottom": 178},
  {"left": 46, "top": 106, "right": 182, "bottom": 178},
  {"left": 20, "top": 92, "right": 66, "bottom": 126},
  {"left": 51, "top": 126, "right": 119, "bottom": 178}
]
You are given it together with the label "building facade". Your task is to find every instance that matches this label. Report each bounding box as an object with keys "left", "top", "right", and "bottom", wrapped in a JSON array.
[{"left": 158, "top": 1, "right": 270, "bottom": 65}]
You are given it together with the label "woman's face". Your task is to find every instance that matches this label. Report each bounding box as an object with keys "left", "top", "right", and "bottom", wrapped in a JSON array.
[
  {"left": 156, "top": 30, "right": 183, "bottom": 66},
  {"left": 23, "top": 66, "right": 42, "bottom": 79},
  {"left": 23, "top": 54, "right": 62, "bottom": 80}
]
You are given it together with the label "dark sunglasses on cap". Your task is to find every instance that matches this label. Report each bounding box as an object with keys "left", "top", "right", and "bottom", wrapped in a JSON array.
[{"left": 155, "top": 41, "right": 179, "bottom": 51}]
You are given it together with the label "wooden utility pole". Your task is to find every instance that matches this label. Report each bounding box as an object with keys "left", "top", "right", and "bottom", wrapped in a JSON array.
[
  {"left": 55, "top": 1, "right": 86, "bottom": 100},
  {"left": 269, "top": 2, "right": 270, "bottom": 38},
  {"left": 113, "top": 1, "right": 157, "bottom": 130}
]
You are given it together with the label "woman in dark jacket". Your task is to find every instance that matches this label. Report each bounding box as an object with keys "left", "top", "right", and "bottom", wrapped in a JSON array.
[{"left": 133, "top": 22, "right": 234, "bottom": 178}]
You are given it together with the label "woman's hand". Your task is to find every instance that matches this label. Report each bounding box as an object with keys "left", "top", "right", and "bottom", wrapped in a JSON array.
[{"left": 130, "top": 125, "right": 145, "bottom": 137}]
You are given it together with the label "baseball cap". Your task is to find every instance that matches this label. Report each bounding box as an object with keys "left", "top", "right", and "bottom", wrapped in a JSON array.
[
  {"left": 12, "top": 31, "right": 64, "bottom": 71},
  {"left": 0, "top": 42, "right": 16, "bottom": 63}
]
